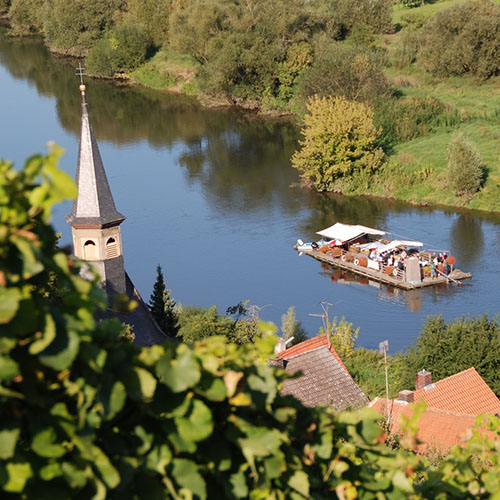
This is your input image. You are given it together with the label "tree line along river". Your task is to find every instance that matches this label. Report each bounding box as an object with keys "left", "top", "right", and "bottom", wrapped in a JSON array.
[{"left": 1, "top": 27, "right": 500, "bottom": 353}]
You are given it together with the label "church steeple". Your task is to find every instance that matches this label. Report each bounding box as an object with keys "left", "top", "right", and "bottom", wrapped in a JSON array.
[
  {"left": 66, "top": 71, "right": 126, "bottom": 300},
  {"left": 66, "top": 78, "right": 125, "bottom": 228}
]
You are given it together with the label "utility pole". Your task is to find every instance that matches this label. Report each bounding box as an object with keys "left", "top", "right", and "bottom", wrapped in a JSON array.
[
  {"left": 379, "top": 340, "right": 390, "bottom": 426},
  {"left": 309, "top": 300, "right": 335, "bottom": 333}
]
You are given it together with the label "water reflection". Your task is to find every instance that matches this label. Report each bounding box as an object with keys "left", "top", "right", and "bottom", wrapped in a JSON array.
[
  {"left": 178, "top": 118, "right": 300, "bottom": 211},
  {"left": 318, "top": 262, "right": 424, "bottom": 312},
  {"left": 450, "top": 214, "right": 484, "bottom": 265},
  {"left": 0, "top": 25, "right": 301, "bottom": 213}
]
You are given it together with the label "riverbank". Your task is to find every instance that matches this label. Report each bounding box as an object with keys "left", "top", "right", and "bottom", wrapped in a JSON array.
[{"left": 3, "top": 8, "right": 500, "bottom": 215}]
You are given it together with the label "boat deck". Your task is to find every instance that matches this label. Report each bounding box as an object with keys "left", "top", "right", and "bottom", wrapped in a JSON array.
[{"left": 301, "top": 249, "right": 471, "bottom": 290}]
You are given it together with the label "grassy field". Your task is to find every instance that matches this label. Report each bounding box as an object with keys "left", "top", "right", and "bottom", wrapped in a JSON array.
[
  {"left": 368, "top": 0, "right": 500, "bottom": 212},
  {"left": 124, "top": 0, "right": 500, "bottom": 213},
  {"left": 129, "top": 50, "right": 199, "bottom": 95}
]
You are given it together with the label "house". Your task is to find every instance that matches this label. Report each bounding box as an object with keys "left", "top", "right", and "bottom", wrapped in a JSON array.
[
  {"left": 66, "top": 81, "right": 170, "bottom": 346},
  {"left": 271, "top": 334, "right": 369, "bottom": 411},
  {"left": 369, "top": 368, "right": 500, "bottom": 452}
]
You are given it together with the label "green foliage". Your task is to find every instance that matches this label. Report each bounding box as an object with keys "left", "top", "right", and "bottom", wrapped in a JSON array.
[
  {"left": 447, "top": 131, "right": 483, "bottom": 197},
  {"left": 8, "top": 0, "right": 42, "bottom": 33},
  {"left": 122, "top": 0, "right": 169, "bottom": 48},
  {"left": 177, "top": 303, "right": 261, "bottom": 345},
  {"left": 400, "top": 314, "right": 500, "bottom": 396},
  {"left": 297, "top": 43, "right": 392, "bottom": 109},
  {"left": 280, "top": 306, "right": 308, "bottom": 346},
  {"left": 85, "top": 38, "right": 116, "bottom": 77},
  {"left": 120, "top": 322, "right": 136, "bottom": 343},
  {"left": 321, "top": 316, "right": 359, "bottom": 359},
  {"left": 292, "top": 95, "right": 385, "bottom": 192},
  {"left": 148, "top": 264, "right": 179, "bottom": 337},
  {"left": 42, "top": 0, "right": 125, "bottom": 55},
  {"left": 375, "top": 95, "right": 446, "bottom": 146},
  {"left": 1, "top": 148, "right": 500, "bottom": 499},
  {"left": 399, "top": 0, "right": 422, "bottom": 8},
  {"left": 0, "top": 0, "right": 10, "bottom": 15},
  {"left": 390, "top": 29, "right": 423, "bottom": 69},
  {"left": 419, "top": 0, "right": 500, "bottom": 79},
  {"left": 168, "top": 0, "right": 367, "bottom": 103},
  {"left": 331, "top": 0, "right": 393, "bottom": 35},
  {"left": 86, "top": 21, "right": 151, "bottom": 76}
]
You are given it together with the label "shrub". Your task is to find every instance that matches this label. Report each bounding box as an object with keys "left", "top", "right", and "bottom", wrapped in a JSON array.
[
  {"left": 297, "top": 43, "right": 392, "bottom": 109},
  {"left": 447, "top": 131, "right": 483, "bottom": 197},
  {"left": 419, "top": 0, "right": 500, "bottom": 79},
  {"left": 390, "top": 29, "right": 423, "bottom": 69},
  {"left": 86, "top": 22, "right": 152, "bottom": 77},
  {"left": 292, "top": 95, "right": 385, "bottom": 192},
  {"left": 108, "top": 21, "right": 151, "bottom": 71},
  {"left": 374, "top": 96, "right": 446, "bottom": 146},
  {"left": 42, "top": 0, "right": 123, "bottom": 55},
  {"left": 8, "top": 0, "right": 42, "bottom": 32},
  {"left": 85, "top": 38, "right": 117, "bottom": 77},
  {"left": 332, "top": 0, "right": 393, "bottom": 35},
  {"left": 0, "top": 0, "right": 10, "bottom": 15}
]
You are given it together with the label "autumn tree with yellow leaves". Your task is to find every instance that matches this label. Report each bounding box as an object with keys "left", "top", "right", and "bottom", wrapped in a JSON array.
[{"left": 292, "top": 95, "right": 385, "bottom": 192}]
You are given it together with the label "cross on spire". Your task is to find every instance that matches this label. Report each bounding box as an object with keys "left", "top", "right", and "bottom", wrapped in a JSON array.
[{"left": 76, "top": 62, "right": 87, "bottom": 103}]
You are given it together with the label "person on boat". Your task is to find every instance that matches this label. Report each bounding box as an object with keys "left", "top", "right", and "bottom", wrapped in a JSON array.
[{"left": 430, "top": 263, "right": 437, "bottom": 278}]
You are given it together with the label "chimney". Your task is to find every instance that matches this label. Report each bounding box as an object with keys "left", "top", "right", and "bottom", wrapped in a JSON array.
[
  {"left": 415, "top": 369, "right": 432, "bottom": 390},
  {"left": 274, "top": 336, "right": 294, "bottom": 355},
  {"left": 268, "top": 358, "right": 287, "bottom": 369},
  {"left": 397, "top": 390, "right": 414, "bottom": 403}
]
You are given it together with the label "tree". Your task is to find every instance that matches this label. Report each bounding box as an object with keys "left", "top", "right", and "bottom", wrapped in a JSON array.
[
  {"left": 42, "top": 0, "right": 125, "bottom": 55},
  {"left": 399, "top": 314, "right": 500, "bottom": 396},
  {"left": 148, "top": 264, "right": 179, "bottom": 336},
  {"left": 418, "top": 0, "right": 500, "bottom": 79},
  {"left": 177, "top": 302, "right": 262, "bottom": 345},
  {"left": 447, "top": 131, "right": 483, "bottom": 198},
  {"left": 1, "top": 148, "right": 500, "bottom": 498},
  {"left": 297, "top": 44, "right": 392, "bottom": 108},
  {"left": 292, "top": 95, "right": 385, "bottom": 192},
  {"left": 280, "top": 306, "right": 308, "bottom": 346}
]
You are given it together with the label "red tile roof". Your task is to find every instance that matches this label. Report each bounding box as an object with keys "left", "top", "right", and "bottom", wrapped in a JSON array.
[
  {"left": 369, "top": 367, "right": 500, "bottom": 452},
  {"left": 370, "top": 398, "right": 479, "bottom": 452},
  {"left": 277, "top": 334, "right": 349, "bottom": 373},
  {"left": 412, "top": 367, "right": 500, "bottom": 416}
]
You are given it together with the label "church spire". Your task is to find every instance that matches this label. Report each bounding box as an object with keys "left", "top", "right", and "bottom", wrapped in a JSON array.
[
  {"left": 66, "top": 67, "right": 127, "bottom": 299},
  {"left": 66, "top": 67, "right": 125, "bottom": 228}
]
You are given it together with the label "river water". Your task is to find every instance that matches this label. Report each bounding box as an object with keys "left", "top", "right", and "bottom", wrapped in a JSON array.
[{"left": 1, "top": 28, "right": 499, "bottom": 353}]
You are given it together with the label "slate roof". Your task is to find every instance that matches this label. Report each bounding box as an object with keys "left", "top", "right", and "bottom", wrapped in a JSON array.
[
  {"left": 66, "top": 102, "right": 125, "bottom": 228},
  {"left": 97, "top": 274, "right": 172, "bottom": 347},
  {"left": 369, "top": 368, "right": 500, "bottom": 452},
  {"left": 277, "top": 335, "right": 368, "bottom": 411}
]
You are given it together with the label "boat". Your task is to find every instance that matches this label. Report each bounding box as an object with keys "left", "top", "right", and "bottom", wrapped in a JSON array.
[{"left": 294, "top": 222, "right": 471, "bottom": 290}]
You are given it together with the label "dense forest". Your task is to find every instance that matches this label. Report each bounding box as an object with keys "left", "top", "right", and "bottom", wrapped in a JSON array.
[{"left": 3, "top": 0, "right": 500, "bottom": 211}]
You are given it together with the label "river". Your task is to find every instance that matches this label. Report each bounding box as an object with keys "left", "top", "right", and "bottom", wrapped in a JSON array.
[{"left": 1, "top": 28, "right": 499, "bottom": 353}]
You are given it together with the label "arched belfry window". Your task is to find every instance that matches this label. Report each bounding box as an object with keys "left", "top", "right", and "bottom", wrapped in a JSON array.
[
  {"left": 83, "top": 240, "right": 97, "bottom": 260},
  {"left": 106, "top": 237, "right": 118, "bottom": 259}
]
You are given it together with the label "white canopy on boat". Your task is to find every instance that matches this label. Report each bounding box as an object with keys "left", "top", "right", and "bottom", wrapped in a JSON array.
[
  {"left": 316, "top": 223, "right": 385, "bottom": 243},
  {"left": 377, "top": 240, "right": 423, "bottom": 253}
]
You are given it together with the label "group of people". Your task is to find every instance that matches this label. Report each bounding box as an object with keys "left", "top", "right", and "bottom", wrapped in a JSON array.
[
  {"left": 367, "top": 247, "right": 452, "bottom": 277},
  {"left": 369, "top": 248, "right": 412, "bottom": 271}
]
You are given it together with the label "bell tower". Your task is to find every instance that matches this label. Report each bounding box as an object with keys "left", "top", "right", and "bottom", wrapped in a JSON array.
[{"left": 66, "top": 69, "right": 127, "bottom": 301}]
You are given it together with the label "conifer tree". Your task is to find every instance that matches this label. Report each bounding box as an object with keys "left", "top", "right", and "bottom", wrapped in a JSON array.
[{"left": 148, "top": 264, "right": 179, "bottom": 336}]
